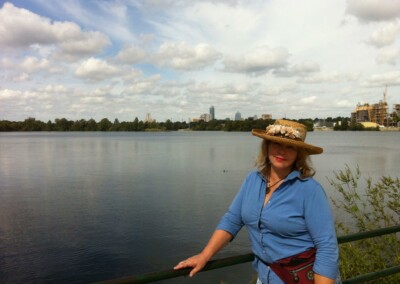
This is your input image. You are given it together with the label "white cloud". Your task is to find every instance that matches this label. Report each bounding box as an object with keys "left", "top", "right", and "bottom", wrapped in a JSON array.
[
  {"left": 123, "top": 75, "right": 161, "bottom": 95},
  {"left": 335, "top": 100, "right": 353, "bottom": 107},
  {"left": 19, "top": 57, "right": 50, "bottom": 73},
  {"left": 0, "top": 89, "right": 21, "bottom": 100},
  {"left": 362, "top": 70, "right": 400, "bottom": 86},
  {"left": 260, "top": 84, "right": 298, "bottom": 97},
  {"left": 186, "top": 81, "right": 255, "bottom": 96},
  {"left": 124, "top": 81, "right": 156, "bottom": 95},
  {"left": 146, "top": 1, "right": 261, "bottom": 52},
  {"left": 346, "top": 0, "right": 400, "bottom": 22},
  {"left": 0, "top": 3, "right": 110, "bottom": 59},
  {"left": 300, "top": 96, "right": 317, "bottom": 104},
  {"left": 2, "top": 55, "right": 63, "bottom": 80},
  {"left": 23, "top": 105, "right": 34, "bottom": 111},
  {"left": 81, "top": 96, "right": 106, "bottom": 104},
  {"left": 0, "top": 3, "right": 57, "bottom": 47},
  {"left": 38, "top": 85, "right": 68, "bottom": 94},
  {"left": 22, "top": 90, "right": 51, "bottom": 100},
  {"left": 115, "top": 45, "right": 147, "bottom": 64},
  {"left": 297, "top": 72, "right": 342, "bottom": 84},
  {"left": 376, "top": 47, "right": 400, "bottom": 65},
  {"left": 12, "top": 72, "right": 30, "bottom": 82},
  {"left": 153, "top": 83, "right": 183, "bottom": 98},
  {"left": 153, "top": 42, "right": 221, "bottom": 70},
  {"left": 222, "top": 46, "right": 289, "bottom": 75},
  {"left": 273, "top": 61, "right": 320, "bottom": 77},
  {"left": 43, "top": 104, "right": 53, "bottom": 110},
  {"left": 55, "top": 23, "right": 110, "bottom": 58},
  {"left": 75, "top": 57, "right": 121, "bottom": 80},
  {"left": 344, "top": 72, "right": 361, "bottom": 82},
  {"left": 366, "top": 21, "right": 400, "bottom": 47}
]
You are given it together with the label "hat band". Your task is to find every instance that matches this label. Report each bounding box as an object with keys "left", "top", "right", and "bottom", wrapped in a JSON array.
[{"left": 266, "top": 124, "right": 304, "bottom": 141}]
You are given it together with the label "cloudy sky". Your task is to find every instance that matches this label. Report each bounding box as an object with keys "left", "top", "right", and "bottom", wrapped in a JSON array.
[{"left": 1, "top": 0, "right": 400, "bottom": 122}]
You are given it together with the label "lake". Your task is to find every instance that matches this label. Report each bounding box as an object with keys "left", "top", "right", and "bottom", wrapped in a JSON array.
[{"left": 0, "top": 131, "right": 399, "bottom": 283}]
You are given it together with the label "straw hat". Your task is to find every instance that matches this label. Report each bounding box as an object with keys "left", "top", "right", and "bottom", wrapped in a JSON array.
[{"left": 252, "top": 119, "right": 323, "bottom": 155}]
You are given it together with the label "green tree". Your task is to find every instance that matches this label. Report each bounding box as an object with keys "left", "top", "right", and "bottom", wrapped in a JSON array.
[
  {"left": 349, "top": 123, "right": 365, "bottom": 131},
  {"left": 334, "top": 119, "right": 351, "bottom": 131},
  {"left": 206, "top": 119, "right": 222, "bottom": 130},
  {"left": 98, "top": 118, "right": 112, "bottom": 131},
  {"left": 138, "top": 120, "right": 145, "bottom": 131},
  {"left": 0, "top": 120, "right": 17, "bottom": 131},
  {"left": 133, "top": 117, "right": 139, "bottom": 131},
  {"left": 110, "top": 118, "right": 120, "bottom": 131},
  {"left": 45, "top": 120, "right": 54, "bottom": 131},
  {"left": 298, "top": 119, "right": 314, "bottom": 131},
  {"left": 165, "top": 119, "right": 174, "bottom": 131},
  {"left": 22, "top": 117, "right": 45, "bottom": 131},
  {"left": 55, "top": 118, "right": 73, "bottom": 131},
  {"left": 173, "top": 121, "right": 187, "bottom": 130},
  {"left": 85, "top": 118, "right": 97, "bottom": 131},
  {"left": 71, "top": 119, "right": 87, "bottom": 131},
  {"left": 223, "top": 120, "right": 233, "bottom": 131}
]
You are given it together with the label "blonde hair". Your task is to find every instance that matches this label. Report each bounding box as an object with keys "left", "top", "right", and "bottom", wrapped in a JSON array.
[{"left": 255, "top": 140, "right": 315, "bottom": 178}]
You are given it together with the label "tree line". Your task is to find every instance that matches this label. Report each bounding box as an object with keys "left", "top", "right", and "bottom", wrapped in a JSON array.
[
  {"left": 0, "top": 117, "right": 314, "bottom": 132},
  {"left": 0, "top": 116, "right": 374, "bottom": 132},
  {"left": 0, "top": 117, "right": 185, "bottom": 132}
]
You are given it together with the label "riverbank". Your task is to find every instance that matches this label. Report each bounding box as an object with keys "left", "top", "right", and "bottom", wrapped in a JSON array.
[
  {"left": 314, "top": 126, "right": 400, "bottom": 132},
  {"left": 380, "top": 127, "right": 400, "bottom": 131}
]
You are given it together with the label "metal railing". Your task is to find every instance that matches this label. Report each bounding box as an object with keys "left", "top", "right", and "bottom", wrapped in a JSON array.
[{"left": 98, "top": 225, "right": 400, "bottom": 284}]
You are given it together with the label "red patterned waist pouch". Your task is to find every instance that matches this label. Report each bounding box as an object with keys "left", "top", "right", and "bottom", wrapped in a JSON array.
[{"left": 257, "top": 248, "right": 316, "bottom": 284}]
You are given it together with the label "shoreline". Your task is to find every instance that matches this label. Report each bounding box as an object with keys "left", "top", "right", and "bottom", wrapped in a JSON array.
[{"left": 314, "top": 127, "right": 399, "bottom": 132}]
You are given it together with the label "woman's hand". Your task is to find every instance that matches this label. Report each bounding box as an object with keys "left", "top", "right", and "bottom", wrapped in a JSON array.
[
  {"left": 174, "top": 253, "right": 209, "bottom": 277},
  {"left": 173, "top": 230, "right": 233, "bottom": 277},
  {"left": 314, "top": 273, "right": 335, "bottom": 284}
]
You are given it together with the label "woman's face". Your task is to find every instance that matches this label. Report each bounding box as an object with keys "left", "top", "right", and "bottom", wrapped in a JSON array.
[{"left": 268, "top": 141, "right": 298, "bottom": 172}]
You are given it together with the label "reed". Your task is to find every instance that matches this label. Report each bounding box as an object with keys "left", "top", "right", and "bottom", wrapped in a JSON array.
[{"left": 329, "top": 166, "right": 400, "bottom": 283}]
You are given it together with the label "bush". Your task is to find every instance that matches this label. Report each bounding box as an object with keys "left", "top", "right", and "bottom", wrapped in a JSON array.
[{"left": 329, "top": 166, "right": 400, "bottom": 283}]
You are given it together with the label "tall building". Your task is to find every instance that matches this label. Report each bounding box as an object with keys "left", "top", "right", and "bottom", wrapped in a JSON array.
[
  {"left": 210, "top": 105, "right": 215, "bottom": 120},
  {"left": 200, "top": 113, "right": 211, "bottom": 122},
  {"left": 261, "top": 114, "right": 272, "bottom": 120},
  {"left": 351, "top": 91, "right": 389, "bottom": 126},
  {"left": 145, "top": 113, "right": 155, "bottom": 123},
  {"left": 235, "top": 111, "right": 242, "bottom": 121}
]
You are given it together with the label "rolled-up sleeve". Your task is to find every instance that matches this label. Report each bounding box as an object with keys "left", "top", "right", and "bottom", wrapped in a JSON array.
[{"left": 304, "top": 183, "right": 339, "bottom": 280}]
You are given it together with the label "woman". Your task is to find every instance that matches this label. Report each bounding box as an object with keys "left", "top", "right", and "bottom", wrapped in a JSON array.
[{"left": 174, "top": 119, "right": 339, "bottom": 284}]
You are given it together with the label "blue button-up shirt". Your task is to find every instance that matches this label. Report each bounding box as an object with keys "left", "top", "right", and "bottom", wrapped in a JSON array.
[{"left": 216, "top": 170, "right": 339, "bottom": 283}]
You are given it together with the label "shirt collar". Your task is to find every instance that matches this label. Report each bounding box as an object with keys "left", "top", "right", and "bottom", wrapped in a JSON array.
[{"left": 257, "top": 169, "right": 308, "bottom": 183}]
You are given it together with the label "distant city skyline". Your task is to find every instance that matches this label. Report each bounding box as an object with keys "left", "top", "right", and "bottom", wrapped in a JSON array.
[{"left": 1, "top": 1, "right": 400, "bottom": 122}]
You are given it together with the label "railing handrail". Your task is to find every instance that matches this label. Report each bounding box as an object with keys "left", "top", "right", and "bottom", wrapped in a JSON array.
[
  {"left": 97, "top": 225, "right": 400, "bottom": 284},
  {"left": 337, "top": 224, "right": 400, "bottom": 244}
]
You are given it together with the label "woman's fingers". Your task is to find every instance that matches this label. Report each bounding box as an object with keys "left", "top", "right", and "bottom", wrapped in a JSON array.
[
  {"left": 174, "top": 260, "right": 191, "bottom": 269},
  {"left": 189, "top": 265, "right": 203, "bottom": 277},
  {"left": 173, "top": 255, "right": 207, "bottom": 277}
]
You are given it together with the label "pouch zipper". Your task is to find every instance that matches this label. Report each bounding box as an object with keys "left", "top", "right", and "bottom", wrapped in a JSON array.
[{"left": 290, "top": 262, "right": 314, "bottom": 282}]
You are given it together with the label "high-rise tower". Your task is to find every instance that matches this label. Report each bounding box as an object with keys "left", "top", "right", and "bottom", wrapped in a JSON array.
[
  {"left": 235, "top": 111, "right": 242, "bottom": 121},
  {"left": 210, "top": 105, "right": 215, "bottom": 120}
]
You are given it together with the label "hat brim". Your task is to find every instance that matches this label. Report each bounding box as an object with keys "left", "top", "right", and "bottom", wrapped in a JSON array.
[{"left": 251, "top": 129, "right": 323, "bottom": 155}]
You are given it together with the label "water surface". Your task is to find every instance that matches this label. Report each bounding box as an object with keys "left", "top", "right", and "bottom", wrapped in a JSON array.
[{"left": 0, "top": 131, "right": 398, "bottom": 283}]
